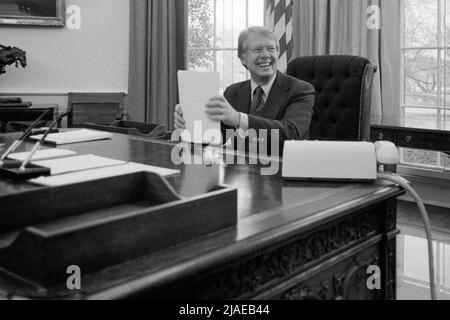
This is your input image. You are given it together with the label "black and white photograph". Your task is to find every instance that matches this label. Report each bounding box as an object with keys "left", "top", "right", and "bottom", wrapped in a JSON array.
[{"left": 0, "top": 0, "right": 449, "bottom": 306}]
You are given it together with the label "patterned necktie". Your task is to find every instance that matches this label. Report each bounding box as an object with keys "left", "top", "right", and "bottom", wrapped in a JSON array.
[{"left": 250, "top": 86, "right": 265, "bottom": 114}]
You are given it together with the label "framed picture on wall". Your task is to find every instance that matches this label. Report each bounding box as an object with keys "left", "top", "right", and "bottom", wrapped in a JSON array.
[{"left": 0, "top": 0, "right": 65, "bottom": 27}]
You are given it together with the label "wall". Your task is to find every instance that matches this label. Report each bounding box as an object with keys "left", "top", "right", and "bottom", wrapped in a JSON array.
[{"left": 0, "top": 0, "right": 129, "bottom": 113}]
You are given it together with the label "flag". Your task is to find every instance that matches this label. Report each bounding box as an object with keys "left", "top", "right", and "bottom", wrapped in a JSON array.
[{"left": 264, "top": 0, "right": 294, "bottom": 72}]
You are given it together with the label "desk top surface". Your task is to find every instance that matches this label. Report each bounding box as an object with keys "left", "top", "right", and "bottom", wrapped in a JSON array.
[
  {"left": 0, "top": 133, "right": 401, "bottom": 218},
  {"left": 0, "top": 133, "right": 403, "bottom": 299}
]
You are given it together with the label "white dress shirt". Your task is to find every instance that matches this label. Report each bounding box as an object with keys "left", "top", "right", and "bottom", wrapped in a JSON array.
[{"left": 238, "top": 73, "right": 277, "bottom": 131}]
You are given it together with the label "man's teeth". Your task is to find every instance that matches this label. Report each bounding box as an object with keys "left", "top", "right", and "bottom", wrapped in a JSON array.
[{"left": 258, "top": 63, "right": 271, "bottom": 67}]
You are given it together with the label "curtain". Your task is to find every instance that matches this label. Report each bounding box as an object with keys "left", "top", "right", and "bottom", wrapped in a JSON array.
[
  {"left": 292, "top": 0, "right": 401, "bottom": 125},
  {"left": 128, "top": 0, "right": 187, "bottom": 129}
]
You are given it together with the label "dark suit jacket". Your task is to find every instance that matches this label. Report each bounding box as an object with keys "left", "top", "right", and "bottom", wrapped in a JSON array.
[{"left": 223, "top": 71, "right": 315, "bottom": 149}]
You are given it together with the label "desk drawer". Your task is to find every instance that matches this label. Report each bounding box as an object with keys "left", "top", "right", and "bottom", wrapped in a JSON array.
[
  {"left": 371, "top": 125, "right": 450, "bottom": 153},
  {"left": 371, "top": 128, "right": 395, "bottom": 142},
  {"left": 396, "top": 130, "right": 449, "bottom": 151}
]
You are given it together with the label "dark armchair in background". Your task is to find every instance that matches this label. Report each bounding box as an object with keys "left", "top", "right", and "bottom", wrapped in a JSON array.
[
  {"left": 67, "top": 92, "right": 126, "bottom": 128},
  {"left": 68, "top": 92, "right": 168, "bottom": 139},
  {"left": 287, "top": 55, "right": 377, "bottom": 141}
]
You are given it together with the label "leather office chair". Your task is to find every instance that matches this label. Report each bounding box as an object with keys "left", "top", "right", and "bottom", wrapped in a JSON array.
[
  {"left": 286, "top": 55, "right": 377, "bottom": 141},
  {"left": 67, "top": 92, "right": 125, "bottom": 128}
]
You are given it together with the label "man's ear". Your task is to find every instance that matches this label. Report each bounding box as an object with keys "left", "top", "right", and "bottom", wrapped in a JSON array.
[{"left": 240, "top": 58, "right": 248, "bottom": 70}]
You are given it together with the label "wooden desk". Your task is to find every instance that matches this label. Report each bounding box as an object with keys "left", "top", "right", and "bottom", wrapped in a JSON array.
[
  {"left": 371, "top": 124, "right": 450, "bottom": 154},
  {"left": 0, "top": 104, "right": 57, "bottom": 133},
  {"left": 0, "top": 134, "right": 404, "bottom": 300}
]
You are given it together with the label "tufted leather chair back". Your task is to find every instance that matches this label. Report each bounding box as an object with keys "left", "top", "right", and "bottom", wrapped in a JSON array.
[{"left": 287, "top": 55, "right": 377, "bottom": 141}]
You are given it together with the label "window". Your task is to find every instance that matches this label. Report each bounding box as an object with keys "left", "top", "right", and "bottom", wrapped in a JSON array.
[
  {"left": 402, "top": 0, "right": 450, "bottom": 172},
  {"left": 187, "top": 0, "right": 264, "bottom": 91}
]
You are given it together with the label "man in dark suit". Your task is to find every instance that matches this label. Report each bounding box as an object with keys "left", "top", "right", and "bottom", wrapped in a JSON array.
[{"left": 174, "top": 26, "right": 315, "bottom": 152}]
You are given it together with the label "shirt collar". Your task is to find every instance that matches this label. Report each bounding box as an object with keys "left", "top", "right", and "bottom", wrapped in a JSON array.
[{"left": 250, "top": 73, "right": 277, "bottom": 102}]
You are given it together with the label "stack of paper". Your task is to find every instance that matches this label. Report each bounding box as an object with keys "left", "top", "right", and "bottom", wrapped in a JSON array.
[
  {"left": 30, "top": 162, "right": 180, "bottom": 186},
  {"left": 7, "top": 148, "right": 77, "bottom": 161},
  {"left": 29, "top": 129, "right": 113, "bottom": 145},
  {"left": 177, "top": 71, "right": 222, "bottom": 145},
  {"left": 33, "top": 154, "right": 127, "bottom": 175}
]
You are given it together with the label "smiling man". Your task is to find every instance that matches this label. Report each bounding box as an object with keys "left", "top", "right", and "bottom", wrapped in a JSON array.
[{"left": 174, "top": 26, "right": 315, "bottom": 152}]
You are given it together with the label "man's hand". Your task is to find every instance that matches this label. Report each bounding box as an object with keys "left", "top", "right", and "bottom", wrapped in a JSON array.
[
  {"left": 173, "top": 104, "right": 186, "bottom": 130},
  {"left": 205, "top": 95, "right": 240, "bottom": 127}
]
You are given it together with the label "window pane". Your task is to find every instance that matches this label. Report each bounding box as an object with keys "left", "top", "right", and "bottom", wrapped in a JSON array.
[
  {"left": 209, "top": 50, "right": 247, "bottom": 91},
  {"left": 188, "top": 0, "right": 265, "bottom": 87},
  {"left": 215, "top": 50, "right": 248, "bottom": 91},
  {"left": 404, "top": 49, "right": 438, "bottom": 108},
  {"left": 189, "top": 49, "right": 214, "bottom": 71},
  {"left": 215, "top": 0, "right": 262, "bottom": 48},
  {"left": 404, "top": 107, "right": 438, "bottom": 129},
  {"left": 215, "top": 0, "right": 224, "bottom": 48},
  {"left": 248, "top": 0, "right": 264, "bottom": 26},
  {"left": 446, "top": 0, "right": 450, "bottom": 47},
  {"left": 233, "top": 52, "right": 248, "bottom": 84},
  {"left": 405, "top": 0, "right": 438, "bottom": 48},
  {"left": 232, "top": 0, "right": 247, "bottom": 46},
  {"left": 216, "top": 50, "right": 234, "bottom": 90},
  {"left": 188, "top": 0, "right": 214, "bottom": 49},
  {"left": 443, "top": 152, "right": 450, "bottom": 169},
  {"left": 402, "top": 148, "right": 439, "bottom": 167},
  {"left": 445, "top": 50, "right": 450, "bottom": 109},
  {"left": 217, "top": 0, "right": 234, "bottom": 48},
  {"left": 402, "top": 0, "right": 450, "bottom": 171},
  {"left": 445, "top": 49, "right": 450, "bottom": 129},
  {"left": 439, "top": 109, "right": 450, "bottom": 130}
]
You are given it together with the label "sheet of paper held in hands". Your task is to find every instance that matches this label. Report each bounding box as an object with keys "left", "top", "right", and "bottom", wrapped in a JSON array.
[
  {"left": 7, "top": 148, "right": 77, "bottom": 162},
  {"left": 177, "top": 71, "right": 222, "bottom": 145},
  {"left": 29, "top": 162, "right": 180, "bottom": 187}
]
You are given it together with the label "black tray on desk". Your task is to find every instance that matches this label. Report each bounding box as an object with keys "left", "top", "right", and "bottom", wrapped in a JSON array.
[
  {"left": 0, "top": 160, "right": 50, "bottom": 179},
  {"left": 83, "top": 120, "right": 167, "bottom": 138},
  {"left": 0, "top": 102, "right": 32, "bottom": 108},
  {"left": 0, "top": 171, "right": 237, "bottom": 287}
]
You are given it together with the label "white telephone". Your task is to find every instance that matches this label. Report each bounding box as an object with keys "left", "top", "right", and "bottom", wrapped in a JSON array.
[
  {"left": 282, "top": 140, "right": 399, "bottom": 181},
  {"left": 282, "top": 140, "right": 437, "bottom": 300}
]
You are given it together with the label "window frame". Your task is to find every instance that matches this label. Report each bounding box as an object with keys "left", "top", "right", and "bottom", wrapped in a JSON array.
[
  {"left": 400, "top": 0, "right": 450, "bottom": 176},
  {"left": 187, "top": 0, "right": 265, "bottom": 89}
]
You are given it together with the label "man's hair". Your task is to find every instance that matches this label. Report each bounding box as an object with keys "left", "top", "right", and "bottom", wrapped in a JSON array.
[{"left": 237, "top": 26, "right": 279, "bottom": 60}]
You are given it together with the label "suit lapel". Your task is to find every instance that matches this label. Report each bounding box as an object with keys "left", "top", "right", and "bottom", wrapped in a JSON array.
[
  {"left": 262, "top": 72, "right": 289, "bottom": 119},
  {"left": 232, "top": 80, "right": 252, "bottom": 113},
  {"left": 229, "top": 72, "right": 290, "bottom": 117}
]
